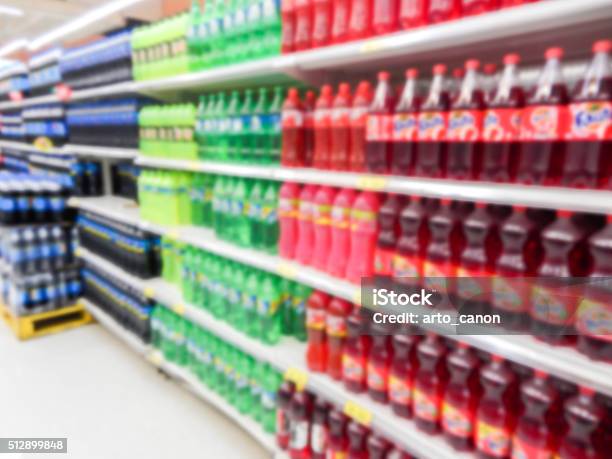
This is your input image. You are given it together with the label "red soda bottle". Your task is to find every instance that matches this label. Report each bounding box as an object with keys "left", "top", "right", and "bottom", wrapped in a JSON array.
[
  {"left": 391, "top": 68, "right": 422, "bottom": 176},
  {"left": 311, "top": 0, "right": 332, "bottom": 48},
  {"left": 313, "top": 85, "right": 334, "bottom": 169},
  {"left": 367, "top": 322, "right": 393, "bottom": 403},
  {"left": 295, "top": 185, "right": 317, "bottom": 265},
  {"left": 277, "top": 380, "right": 296, "bottom": 449},
  {"left": 367, "top": 434, "right": 392, "bottom": 459},
  {"left": 457, "top": 203, "right": 509, "bottom": 315},
  {"left": 511, "top": 371, "right": 561, "bottom": 459},
  {"left": 346, "top": 191, "right": 381, "bottom": 283},
  {"left": 304, "top": 90, "right": 317, "bottom": 167},
  {"left": 558, "top": 387, "right": 607, "bottom": 459},
  {"left": 427, "top": 0, "right": 460, "bottom": 23},
  {"left": 330, "top": 83, "right": 353, "bottom": 171},
  {"left": 294, "top": 0, "right": 313, "bottom": 51},
  {"left": 392, "top": 196, "right": 435, "bottom": 293},
  {"left": 447, "top": 59, "right": 486, "bottom": 180},
  {"left": 350, "top": 81, "right": 374, "bottom": 172},
  {"left": 576, "top": 214, "right": 612, "bottom": 362},
  {"left": 327, "top": 188, "right": 358, "bottom": 278},
  {"left": 326, "top": 298, "right": 353, "bottom": 379},
  {"left": 372, "top": 0, "right": 399, "bottom": 35},
  {"left": 480, "top": 53, "right": 525, "bottom": 183},
  {"left": 327, "top": 409, "right": 349, "bottom": 458},
  {"left": 366, "top": 71, "right": 396, "bottom": 174},
  {"left": 475, "top": 355, "right": 519, "bottom": 459},
  {"left": 281, "top": 88, "right": 305, "bottom": 167},
  {"left": 414, "top": 333, "right": 449, "bottom": 433},
  {"left": 289, "top": 390, "right": 314, "bottom": 459},
  {"left": 347, "top": 421, "right": 370, "bottom": 459},
  {"left": 442, "top": 343, "right": 481, "bottom": 451},
  {"left": 310, "top": 398, "right": 329, "bottom": 459},
  {"left": 312, "top": 186, "right": 337, "bottom": 270},
  {"left": 482, "top": 63, "right": 499, "bottom": 104},
  {"left": 331, "top": 0, "right": 351, "bottom": 44},
  {"left": 279, "top": 182, "right": 301, "bottom": 259},
  {"left": 531, "top": 210, "right": 594, "bottom": 345},
  {"left": 416, "top": 64, "right": 450, "bottom": 178},
  {"left": 343, "top": 307, "right": 371, "bottom": 393},
  {"left": 563, "top": 40, "right": 612, "bottom": 189},
  {"left": 374, "top": 194, "right": 405, "bottom": 283},
  {"left": 517, "top": 47, "right": 569, "bottom": 186},
  {"left": 492, "top": 206, "right": 548, "bottom": 330},
  {"left": 282, "top": 0, "right": 296, "bottom": 54},
  {"left": 306, "top": 290, "right": 330, "bottom": 372},
  {"left": 348, "top": 0, "right": 373, "bottom": 40},
  {"left": 389, "top": 333, "right": 420, "bottom": 418},
  {"left": 400, "top": 0, "right": 428, "bottom": 29},
  {"left": 461, "top": 0, "right": 497, "bottom": 17},
  {"left": 450, "top": 67, "right": 466, "bottom": 100}
]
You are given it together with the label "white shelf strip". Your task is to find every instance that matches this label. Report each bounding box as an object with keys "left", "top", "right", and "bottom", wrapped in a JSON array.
[{"left": 0, "top": 139, "right": 138, "bottom": 160}]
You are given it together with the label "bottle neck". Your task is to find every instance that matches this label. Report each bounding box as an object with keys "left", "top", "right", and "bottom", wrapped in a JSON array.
[
  {"left": 579, "top": 52, "right": 611, "bottom": 98},
  {"left": 534, "top": 58, "right": 564, "bottom": 100},
  {"left": 494, "top": 64, "right": 519, "bottom": 102}
]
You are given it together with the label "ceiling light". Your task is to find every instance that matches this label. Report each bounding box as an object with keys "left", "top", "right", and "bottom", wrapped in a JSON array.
[
  {"left": 28, "top": 0, "right": 145, "bottom": 51},
  {"left": 0, "top": 38, "right": 27, "bottom": 58},
  {"left": 0, "top": 5, "right": 23, "bottom": 17}
]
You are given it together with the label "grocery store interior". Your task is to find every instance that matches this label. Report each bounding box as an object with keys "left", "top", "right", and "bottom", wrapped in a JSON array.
[{"left": 0, "top": 0, "right": 611, "bottom": 458}]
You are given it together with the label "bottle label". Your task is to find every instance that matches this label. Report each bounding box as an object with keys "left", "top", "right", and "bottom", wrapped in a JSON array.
[
  {"left": 531, "top": 285, "right": 576, "bottom": 325},
  {"left": 326, "top": 450, "right": 347, "bottom": 459},
  {"left": 491, "top": 277, "right": 527, "bottom": 312},
  {"left": 342, "top": 353, "right": 365, "bottom": 383},
  {"left": 566, "top": 101, "right": 612, "bottom": 140},
  {"left": 350, "top": 208, "right": 377, "bottom": 232},
  {"left": 511, "top": 436, "right": 553, "bottom": 459},
  {"left": 483, "top": 108, "right": 523, "bottom": 141},
  {"left": 576, "top": 298, "right": 612, "bottom": 341},
  {"left": 331, "top": 107, "right": 350, "bottom": 128},
  {"left": 392, "top": 113, "right": 419, "bottom": 141},
  {"left": 389, "top": 374, "right": 412, "bottom": 406},
  {"left": 307, "top": 307, "right": 326, "bottom": 330},
  {"left": 456, "top": 266, "right": 490, "bottom": 302},
  {"left": 350, "top": 107, "right": 369, "bottom": 128},
  {"left": 330, "top": 206, "right": 351, "bottom": 229},
  {"left": 367, "top": 361, "right": 388, "bottom": 392},
  {"left": 314, "top": 108, "right": 331, "bottom": 128},
  {"left": 313, "top": 203, "right": 332, "bottom": 225},
  {"left": 290, "top": 420, "right": 309, "bottom": 450},
  {"left": 282, "top": 109, "right": 304, "bottom": 128},
  {"left": 374, "top": 247, "right": 394, "bottom": 276},
  {"left": 258, "top": 298, "right": 280, "bottom": 316},
  {"left": 326, "top": 314, "right": 347, "bottom": 338},
  {"left": 298, "top": 201, "right": 313, "bottom": 221},
  {"left": 476, "top": 421, "right": 512, "bottom": 458},
  {"left": 520, "top": 105, "right": 568, "bottom": 141},
  {"left": 413, "top": 388, "right": 439, "bottom": 422},
  {"left": 311, "top": 423, "right": 328, "bottom": 455},
  {"left": 366, "top": 114, "right": 393, "bottom": 141},
  {"left": 423, "top": 260, "right": 455, "bottom": 293},
  {"left": 392, "top": 253, "right": 421, "bottom": 279},
  {"left": 279, "top": 197, "right": 299, "bottom": 218},
  {"left": 442, "top": 402, "right": 473, "bottom": 438},
  {"left": 418, "top": 111, "right": 447, "bottom": 141},
  {"left": 447, "top": 109, "right": 483, "bottom": 141}
]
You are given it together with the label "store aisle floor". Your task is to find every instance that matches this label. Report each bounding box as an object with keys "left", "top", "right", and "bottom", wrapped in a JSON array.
[{"left": 0, "top": 323, "right": 269, "bottom": 459}]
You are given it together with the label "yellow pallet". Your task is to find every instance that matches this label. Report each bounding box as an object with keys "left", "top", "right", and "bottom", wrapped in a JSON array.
[{"left": 0, "top": 301, "right": 93, "bottom": 340}]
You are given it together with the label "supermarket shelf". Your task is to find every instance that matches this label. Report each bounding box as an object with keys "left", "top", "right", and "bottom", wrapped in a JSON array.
[
  {"left": 136, "top": 156, "right": 612, "bottom": 214},
  {"left": 63, "top": 144, "right": 138, "bottom": 160},
  {"left": 0, "top": 139, "right": 67, "bottom": 156},
  {"left": 83, "top": 298, "right": 282, "bottom": 457},
  {"left": 73, "top": 196, "right": 612, "bottom": 398}
]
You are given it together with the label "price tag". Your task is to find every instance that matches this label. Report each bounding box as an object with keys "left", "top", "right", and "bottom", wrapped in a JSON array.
[
  {"left": 360, "top": 39, "right": 386, "bottom": 54},
  {"left": 343, "top": 400, "right": 372, "bottom": 426},
  {"left": 172, "top": 303, "right": 186, "bottom": 316},
  {"left": 352, "top": 289, "right": 362, "bottom": 305},
  {"left": 147, "top": 351, "right": 163, "bottom": 367},
  {"left": 143, "top": 287, "right": 155, "bottom": 298},
  {"left": 188, "top": 161, "right": 201, "bottom": 171},
  {"left": 55, "top": 83, "right": 73, "bottom": 102},
  {"left": 74, "top": 247, "right": 82, "bottom": 257},
  {"left": 8, "top": 90, "right": 23, "bottom": 102},
  {"left": 70, "top": 198, "right": 80, "bottom": 206},
  {"left": 168, "top": 229, "right": 180, "bottom": 239},
  {"left": 284, "top": 367, "right": 308, "bottom": 391},
  {"left": 277, "top": 262, "right": 297, "bottom": 280},
  {"left": 356, "top": 176, "right": 388, "bottom": 191}
]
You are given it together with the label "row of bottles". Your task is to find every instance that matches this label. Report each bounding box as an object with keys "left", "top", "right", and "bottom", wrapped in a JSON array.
[{"left": 139, "top": 104, "right": 198, "bottom": 159}]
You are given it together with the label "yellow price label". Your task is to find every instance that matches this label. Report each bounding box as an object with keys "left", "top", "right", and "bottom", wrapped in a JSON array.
[
  {"left": 284, "top": 367, "right": 308, "bottom": 391},
  {"left": 171, "top": 303, "right": 186, "bottom": 316},
  {"left": 147, "top": 351, "right": 163, "bottom": 367},
  {"left": 360, "top": 40, "right": 386, "bottom": 54},
  {"left": 74, "top": 248, "right": 83, "bottom": 257},
  {"left": 143, "top": 287, "right": 155, "bottom": 298},
  {"left": 277, "top": 262, "right": 297, "bottom": 280},
  {"left": 71, "top": 198, "right": 80, "bottom": 206},
  {"left": 188, "top": 160, "right": 201, "bottom": 171},
  {"left": 352, "top": 289, "right": 362, "bottom": 306},
  {"left": 343, "top": 400, "right": 372, "bottom": 426},
  {"left": 356, "top": 176, "right": 388, "bottom": 191},
  {"left": 168, "top": 229, "right": 180, "bottom": 239}
]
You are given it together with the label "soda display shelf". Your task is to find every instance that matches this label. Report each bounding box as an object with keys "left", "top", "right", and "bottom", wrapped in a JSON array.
[
  {"left": 82, "top": 298, "right": 283, "bottom": 459},
  {"left": 135, "top": 156, "right": 612, "bottom": 214},
  {"left": 74, "top": 208, "right": 612, "bottom": 399},
  {"left": 1, "top": 0, "right": 611, "bottom": 113},
  {"left": 78, "top": 248, "right": 466, "bottom": 459}
]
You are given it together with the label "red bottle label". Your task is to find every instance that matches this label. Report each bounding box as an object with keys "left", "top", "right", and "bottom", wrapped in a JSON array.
[
  {"left": 350, "top": 107, "right": 369, "bottom": 128},
  {"left": 331, "top": 107, "right": 351, "bottom": 128},
  {"left": 350, "top": 209, "right": 377, "bottom": 232},
  {"left": 393, "top": 253, "right": 422, "bottom": 279},
  {"left": 374, "top": 247, "right": 395, "bottom": 276},
  {"left": 326, "top": 314, "right": 348, "bottom": 338},
  {"left": 331, "top": 205, "right": 351, "bottom": 229},
  {"left": 566, "top": 101, "right": 612, "bottom": 140},
  {"left": 530, "top": 285, "right": 577, "bottom": 325},
  {"left": 315, "top": 108, "right": 331, "bottom": 128},
  {"left": 367, "top": 361, "right": 388, "bottom": 392},
  {"left": 342, "top": 353, "right": 366, "bottom": 383},
  {"left": 314, "top": 203, "right": 332, "bottom": 225},
  {"left": 456, "top": 266, "right": 491, "bottom": 302},
  {"left": 442, "top": 402, "right": 474, "bottom": 438},
  {"left": 511, "top": 436, "right": 553, "bottom": 459},
  {"left": 311, "top": 423, "right": 328, "bottom": 454},
  {"left": 447, "top": 109, "right": 483, "bottom": 141},
  {"left": 520, "top": 105, "right": 568, "bottom": 141},
  {"left": 476, "top": 421, "right": 512, "bottom": 457},
  {"left": 423, "top": 260, "right": 455, "bottom": 293},
  {"left": 576, "top": 298, "right": 612, "bottom": 341},
  {"left": 389, "top": 374, "right": 412, "bottom": 406},
  {"left": 282, "top": 109, "right": 304, "bottom": 128},
  {"left": 418, "top": 111, "right": 447, "bottom": 141},
  {"left": 392, "top": 113, "right": 419, "bottom": 141},
  {"left": 414, "top": 388, "right": 440, "bottom": 422},
  {"left": 366, "top": 114, "right": 394, "bottom": 141},
  {"left": 307, "top": 308, "right": 327, "bottom": 330},
  {"left": 327, "top": 450, "right": 348, "bottom": 459},
  {"left": 491, "top": 277, "right": 527, "bottom": 312},
  {"left": 290, "top": 420, "right": 310, "bottom": 451},
  {"left": 279, "top": 197, "right": 299, "bottom": 218},
  {"left": 483, "top": 108, "right": 523, "bottom": 141}
]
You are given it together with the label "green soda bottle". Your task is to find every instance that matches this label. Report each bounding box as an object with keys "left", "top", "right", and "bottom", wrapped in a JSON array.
[
  {"left": 260, "top": 181, "right": 279, "bottom": 253},
  {"left": 189, "top": 173, "right": 203, "bottom": 225},
  {"left": 202, "top": 174, "right": 214, "bottom": 227},
  {"left": 291, "top": 283, "right": 311, "bottom": 341},
  {"left": 248, "top": 179, "right": 264, "bottom": 247},
  {"left": 199, "top": 94, "right": 215, "bottom": 159},
  {"left": 250, "top": 360, "right": 264, "bottom": 422},
  {"left": 234, "top": 178, "right": 251, "bottom": 246},
  {"left": 257, "top": 274, "right": 282, "bottom": 344},
  {"left": 238, "top": 89, "right": 255, "bottom": 162},
  {"left": 191, "top": 249, "right": 204, "bottom": 307},
  {"left": 267, "top": 86, "right": 284, "bottom": 164},
  {"left": 188, "top": 1, "right": 201, "bottom": 64},
  {"left": 246, "top": 0, "right": 263, "bottom": 59},
  {"left": 222, "top": 0, "right": 237, "bottom": 64},
  {"left": 200, "top": 330, "right": 213, "bottom": 385},
  {"left": 214, "top": 93, "right": 229, "bottom": 160},
  {"left": 217, "top": 341, "right": 230, "bottom": 398},
  {"left": 224, "top": 346, "right": 237, "bottom": 403},
  {"left": 250, "top": 88, "right": 270, "bottom": 163},
  {"left": 212, "top": 175, "right": 225, "bottom": 235},
  {"left": 280, "top": 278, "right": 294, "bottom": 335},
  {"left": 235, "top": 351, "right": 252, "bottom": 414},
  {"left": 181, "top": 245, "right": 196, "bottom": 302},
  {"left": 208, "top": 255, "right": 224, "bottom": 317},
  {"left": 260, "top": 365, "right": 281, "bottom": 433},
  {"left": 209, "top": 335, "right": 222, "bottom": 392},
  {"left": 232, "top": 0, "right": 248, "bottom": 63},
  {"left": 210, "top": 0, "right": 226, "bottom": 67},
  {"left": 198, "top": 0, "right": 212, "bottom": 69},
  {"left": 195, "top": 250, "right": 210, "bottom": 309},
  {"left": 226, "top": 90, "right": 241, "bottom": 161},
  {"left": 243, "top": 268, "right": 260, "bottom": 338},
  {"left": 231, "top": 264, "right": 247, "bottom": 328},
  {"left": 160, "top": 236, "right": 174, "bottom": 282},
  {"left": 221, "top": 260, "right": 236, "bottom": 319},
  {"left": 261, "top": 0, "right": 281, "bottom": 57}
]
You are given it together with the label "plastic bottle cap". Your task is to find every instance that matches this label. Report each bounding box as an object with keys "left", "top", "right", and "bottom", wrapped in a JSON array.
[
  {"left": 593, "top": 39, "right": 612, "bottom": 53},
  {"left": 465, "top": 59, "right": 480, "bottom": 70},
  {"left": 412, "top": 195, "right": 421, "bottom": 203},
  {"left": 406, "top": 68, "right": 418, "bottom": 79},
  {"left": 513, "top": 205, "right": 527, "bottom": 212},
  {"left": 339, "top": 82, "right": 351, "bottom": 94},
  {"left": 452, "top": 68, "right": 464, "bottom": 78},
  {"left": 557, "top": 209, "right": 573, "bottom": 218},
  {"left": 476, "top": 202, "right": 487, "bottom": 209},
  {"left": 441, "top": 198, "right": 452, "bottom": 205},
  {"left": 504, "top": 53, "right": 520, "bottom": 65},
  {"left": 433, "top": 64, "right": 447, "bottom": 75},
  {"left": 288, "top": 87, "right": 299, "bottom": 98},
  {"left": 534, "top": 370, "right": 548, "bottom": 378},
  {"left": 484, "top": 63, "right": 497, "bottom": 74},
  {"left": 458, "top": 342, "right": 470, "bottom": 349},
  {"left": 579, "top": 386, "right": 595, "bottom": 396},
  {"left": 321, "top": 85, "right": 333, "bottom": 96},
  {"left": 545, "top": 47, "right": 564, "bottom": 59},
  {"left": 491, "top": 354, "right": 504, "bottom": 363},
  {"left": 378, "top": 71, "right": 390, "bottom": 81}
]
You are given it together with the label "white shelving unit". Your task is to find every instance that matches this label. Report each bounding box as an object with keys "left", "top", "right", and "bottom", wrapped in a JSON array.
[{"left": 74, "top": 209, "right": 612, "bottom": 399}]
